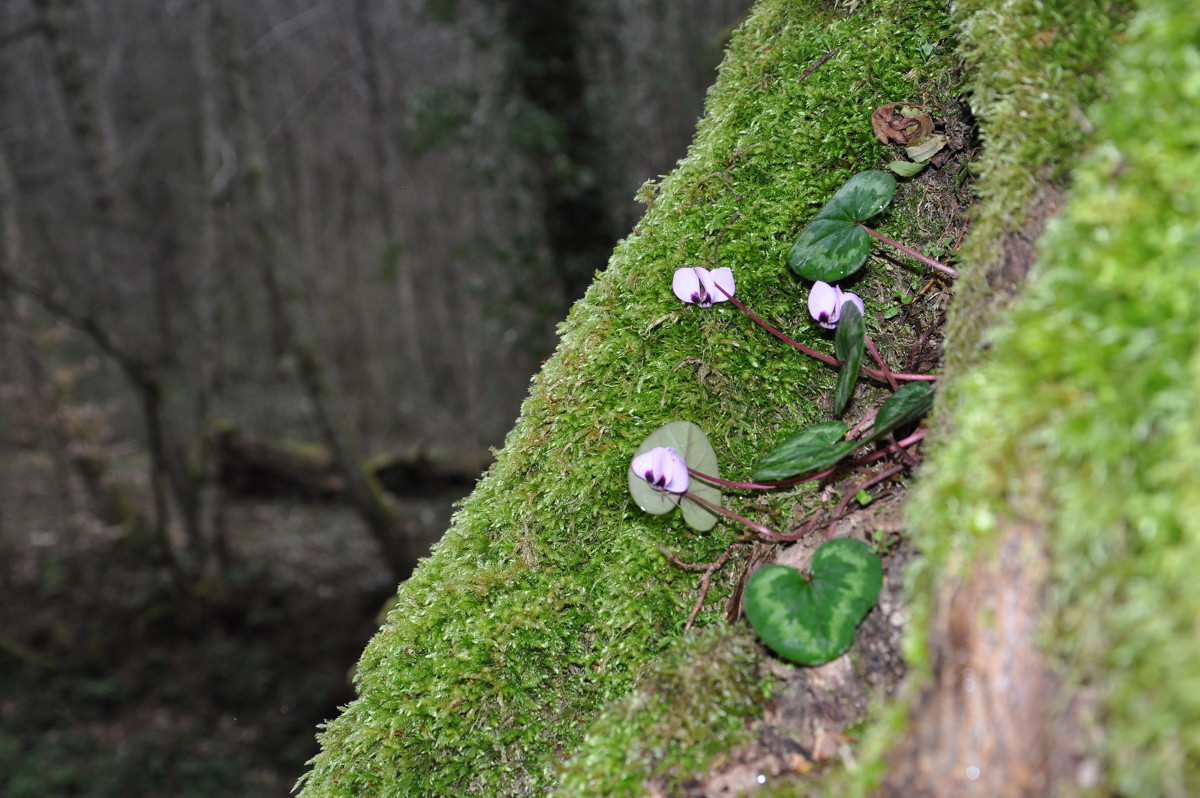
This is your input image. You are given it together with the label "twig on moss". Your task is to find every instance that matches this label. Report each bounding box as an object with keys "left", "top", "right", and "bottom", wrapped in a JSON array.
[
  {"left": 797, "top": 47, "right": 840, "bottom": 83},
  {"left": 657, "top": 542, "right": 746, "bottom": 632},
  {"left": 710, "top": 211, "right": 742, "bottom": 268}
]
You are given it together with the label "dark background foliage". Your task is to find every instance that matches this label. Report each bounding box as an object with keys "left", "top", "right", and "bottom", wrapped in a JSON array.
[{"left": 0, "top": 0, "right": 750, "bottom": 792}]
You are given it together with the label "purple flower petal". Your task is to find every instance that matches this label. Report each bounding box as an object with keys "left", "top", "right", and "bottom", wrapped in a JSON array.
[
  {"left": 672, "top": 267, "right": 734, "bottom": 308},
  {"left": 631, "top": 446, "right": 689, "bottom": 494},
  {"left": 808, "top": 281, "right": 842, "bottom": 329},
  {"left": 672, "top": 268, "right": 702, "bottom": 305}
]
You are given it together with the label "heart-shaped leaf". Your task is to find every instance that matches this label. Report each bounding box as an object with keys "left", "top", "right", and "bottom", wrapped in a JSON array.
[
  {"left": 787, "top": 171, "right": 897, "bottom": 282},
  {"left": 786, "top": 218, "right": 871, "bottom": 283},
  {"left": 627, "top": 421, "right": 721, "bottom": 531},
  {"left": 833, "top": 301, "right": 865, "bottom": 416},
  {"left": 743, "top": 538, "right": 883, "bottom": 666},
  {"left": 752, "top": 420, "right": 856, "bottom": 481}
]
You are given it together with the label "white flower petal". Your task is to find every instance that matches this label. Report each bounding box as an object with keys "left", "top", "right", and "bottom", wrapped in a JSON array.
[
  {"left": 808, "top": 281, "right": 841, "bottom": 329},
  {"left": 672, "top": 268, "right": 702, "bottom": 304},
  {"left": 708, "top": 267, "right": 735, "bottom": 302}
]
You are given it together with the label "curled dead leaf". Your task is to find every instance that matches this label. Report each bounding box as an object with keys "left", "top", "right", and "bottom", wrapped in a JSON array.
[
  {"left": 871, "top": 102, "right": 934, "bottom": 145},
  {"left": 905, "top": 133, "right": 948, "bottom": 163}
]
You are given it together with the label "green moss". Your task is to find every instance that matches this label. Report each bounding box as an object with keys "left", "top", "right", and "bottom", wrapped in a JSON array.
[
  {"left": 940, "top": 0, "right": 1135, "bottom": 378},
  {"left": 296, "top": 1, "right": 960, "bottom": 794},
  {"left": 552, "top": 624, "right": 770, "bottom": 796},
  {"left": 900, "top": 0, "right": 1200, "bottom": 793}
]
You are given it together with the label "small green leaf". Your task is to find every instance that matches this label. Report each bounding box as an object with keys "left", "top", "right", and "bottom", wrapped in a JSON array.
[
  {"left": 627, "top": 421, "right": 721, "bottom": 531},
  {"left": 886, "top": 160, "right": 927, "bottom": 177},
  {"left": 787, "top": 171, "right": 897, "bottom": 282},
  {"left": 833, "top": 302, "right": 865, "bottom": 416},
  {"left": 753, "top": 421, "right": 856, "bottom": 481},
  {"left": 855, "top": 489, "right": 872, "bottom": 506},
  {"left": 743, "top": 539, "right": 883, "bottom": 665}
]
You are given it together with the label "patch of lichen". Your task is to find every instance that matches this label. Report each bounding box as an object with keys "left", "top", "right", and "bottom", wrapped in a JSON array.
[
  {"left": 296, "top": 1, "right": 959, "bottom": 795},
  {"left": 897, "top": 0, "right": 1200, "bottom": 793},
  {"left": 552, "top": 624, "right": 770, "bottom": 796}
]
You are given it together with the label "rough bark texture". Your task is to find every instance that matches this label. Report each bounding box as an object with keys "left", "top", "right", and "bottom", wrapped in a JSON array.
[
  {"left": 879, "top": 184, "right": 1087, "bottom": 796},
  {"left": 880, "top": 523, "right": 1094, "bottom": 796}
]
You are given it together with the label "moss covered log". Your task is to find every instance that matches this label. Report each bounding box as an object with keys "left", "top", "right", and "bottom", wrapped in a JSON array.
[
  {"left": 298, "top": 1, "right": 956, "bottom": 794},
  {"left": 890, "top": 0, "right": 1200, "bottom": 794},
  {"left": 298, "top": 0, "right": 1200, "bottom": 794}
]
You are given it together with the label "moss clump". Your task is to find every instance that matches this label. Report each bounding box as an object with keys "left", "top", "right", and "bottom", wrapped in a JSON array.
[
  {"left": 901, "top": 0, "right": 1200, "bottom": 793},
  {"left": 552, "top": 624, "right": 769, "bottom": 796},
  {"left": 296, "top": 1, "right": 959, "bottom": 794},
  {"left": 940, "top": 0, "right": 1134, "bottom": 379}
]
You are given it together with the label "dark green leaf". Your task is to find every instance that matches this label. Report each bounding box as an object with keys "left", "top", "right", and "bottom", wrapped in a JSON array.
[
  {"left": 743, "top": 538, "right": 883, "bottom": 665},
  {"left": 786, "top": 218, "right": 870, "bottom": 282},
  {"left": 817, "top": 170, "right": 897, "bottom": 223},
  {"left": 833, "top": 302, "right": 864, "bottom": 416},
  {"left": 787, "top": 171, "right": 897, "bottom": 282},
  {"left": 752, "top": 421, "right": 856, "bottom": 481},
  {"left": 869, "top": 382, "right": 934, "bottom": 440},
  {"left": 627, "top": 421, "right": 721, "bottom": 531}
]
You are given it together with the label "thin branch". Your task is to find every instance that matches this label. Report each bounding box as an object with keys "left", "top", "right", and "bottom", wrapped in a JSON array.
[
  {"left": 658, "top": 543, "right": 745, "bottom": 632},
  {"left": 797, "top": 47, "right": 840, "bottom": 83}
]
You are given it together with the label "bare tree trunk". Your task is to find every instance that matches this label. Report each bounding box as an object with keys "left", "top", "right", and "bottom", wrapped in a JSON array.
[
  {"left": 212, "top": 0, "right": 427, "bottom": 579},
  {"left": 30, "top": 0, "right": 116, "bottom": 217},
  {"left": 189, "top": 0, "right": 231, "bottom": 583},
  {"left": 0, "top": 117, "right": 76, "bottom": 526},
  {"left": 493, "top": 0, "right": 617, "bottom": 304},
  {"left": 353, "top": 0, "right": 432, "bottom": 422}
]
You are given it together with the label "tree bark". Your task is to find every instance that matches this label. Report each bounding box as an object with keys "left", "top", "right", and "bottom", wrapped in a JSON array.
[
  {"left": 212, "top": 0, "right": 428, "bottom": 579},
  {"left": 492, "top": 0, "right": 618, "bottom": 304}
]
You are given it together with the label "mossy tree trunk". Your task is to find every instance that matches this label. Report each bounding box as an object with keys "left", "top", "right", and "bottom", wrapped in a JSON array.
[{"left": 298, "top": 0, "right": 1200, "bottom": 795}]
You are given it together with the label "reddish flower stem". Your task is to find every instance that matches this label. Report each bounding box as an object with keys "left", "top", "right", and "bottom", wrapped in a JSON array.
[
  {"left": 686, "top": 467, "right": 778, "bottom": 491},
  {"left": 849, "top": 428, "right": 927, "bottom": 467},
  {"left": 713, "top": 283, "right": 937, "bottom": 383},
  {"left": 857, "top": 224, "right": 958, "bottom": 279},
  {"left": 864, "top": 334, "right": 898, "bottom": 390},
  {"left": 682, "top": 491, "right": 790, "bottom": 541},
  {"left": 718, "top": 289, "right": 837, "bottom": 365}
]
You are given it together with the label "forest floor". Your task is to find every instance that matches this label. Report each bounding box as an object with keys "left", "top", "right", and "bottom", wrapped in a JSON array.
[{"left": 0, "top": 449, "right": 459, "bottom": 797}]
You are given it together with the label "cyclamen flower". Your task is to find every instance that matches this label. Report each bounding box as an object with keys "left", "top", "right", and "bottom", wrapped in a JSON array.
[
  {"left": 631, "top": 446, "right": 690, "bottom": 494},
  {"left": 672, "top": 266, "right": 735, "bottom": 308},
  {"left": 807, "top": 281, "right": 865, "bottom": 329}
]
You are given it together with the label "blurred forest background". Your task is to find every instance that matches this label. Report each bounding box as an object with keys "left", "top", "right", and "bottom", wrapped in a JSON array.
[{"left": 0, "top": 0, "right": 751, "bottom": 793}]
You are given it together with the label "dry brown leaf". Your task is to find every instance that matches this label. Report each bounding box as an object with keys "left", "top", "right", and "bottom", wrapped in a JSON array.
[{"left": 871, "top": 102, "right": 934, "bottom": 145}]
